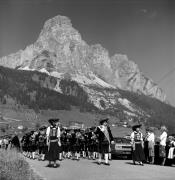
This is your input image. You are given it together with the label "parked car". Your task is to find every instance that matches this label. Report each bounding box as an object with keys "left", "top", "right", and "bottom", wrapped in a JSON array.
[{"left": 111, "top": 137, "right": 132, "bottom": 159}]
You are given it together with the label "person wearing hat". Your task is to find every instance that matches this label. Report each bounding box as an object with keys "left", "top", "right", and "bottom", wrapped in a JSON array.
[
  {"left": 28, "top": 131, "right": 38, "bottom": 159},
  {"left": 37, "top": 126, "right": 47, "bottom": 161},
  {"left": 46, "top": 118, "right": 61, "bottom": 167},
  {"left": 88, "top": 127, "right": 98, "bottom": 160},
  {"left": 95, "top": 118, "right": 114, "bottom": 165},
  {"left": 130, "top": 124, "right": 145, "bottom": 165},
  {"left": 159, "top": 125, "right": 168, "bottom": 166}
]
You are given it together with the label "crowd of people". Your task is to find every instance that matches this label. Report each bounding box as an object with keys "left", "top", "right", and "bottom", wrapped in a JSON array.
[
  {"left": 131, "top": 124, "right": 175, "bottom": 166},
  {"left": 0, "top": 132, "right": 21, "bottom": 150},
  {"left": 0, "top": 118, "right": 175, "bottom": 168}
]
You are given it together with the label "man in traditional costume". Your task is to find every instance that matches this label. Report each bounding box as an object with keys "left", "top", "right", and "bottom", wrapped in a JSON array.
[
  {"left": 95, "top": 118, "right": 114, "bottom": 165},
  {"left": 46, "top": 118, "right": 61, "bottom": 168}
]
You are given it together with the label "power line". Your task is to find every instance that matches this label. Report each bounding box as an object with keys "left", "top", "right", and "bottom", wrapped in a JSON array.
[
  {"left": 146, "top": 66, "right": 175, "bottom": 92},
  {"left": 157, "top": 67, "right": 175, "bottom": 85}
]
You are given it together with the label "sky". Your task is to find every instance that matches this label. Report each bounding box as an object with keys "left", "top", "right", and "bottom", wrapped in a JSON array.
[{"left": 0, "top": 0, "right": 175, "bottom": 105}]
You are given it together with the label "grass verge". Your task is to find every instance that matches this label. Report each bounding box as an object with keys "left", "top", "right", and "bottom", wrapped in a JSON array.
[{"left": 0, "top": 149, "right": 43, "bottom": 180}]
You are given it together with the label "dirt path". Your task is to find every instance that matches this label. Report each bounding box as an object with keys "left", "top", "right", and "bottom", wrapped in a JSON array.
[{"left": 26, "top": 158, "right": 175, "bottom": 180}]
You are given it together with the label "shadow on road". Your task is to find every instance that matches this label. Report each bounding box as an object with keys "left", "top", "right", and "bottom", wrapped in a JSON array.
[
  {"left": 125, "top": 162, "right": 135, "bottom": 165},
  {"left": 92, "top": 161, "right": 100, "bottom": 165},
  {"left": 45, "top": 163, "right": 60, "bottom": 168}
]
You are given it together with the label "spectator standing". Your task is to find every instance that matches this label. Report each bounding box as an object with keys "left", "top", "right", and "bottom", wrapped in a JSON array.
[
  {"left": 147, "top": 127, "right": 155, "bottom": 164},
  {"left": 167, "top": 136, "right": 175, "bottom": 166},
  {"left": 159, "top": 125, "right": 168, "bottom": 166},
  {"left": 11, "top": 132, "right": 21, "bottom": 151}
]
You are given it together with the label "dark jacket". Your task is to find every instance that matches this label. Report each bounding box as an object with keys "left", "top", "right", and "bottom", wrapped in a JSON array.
[{"left": 95, "top": 126, "right": 113, "bottom": 143}]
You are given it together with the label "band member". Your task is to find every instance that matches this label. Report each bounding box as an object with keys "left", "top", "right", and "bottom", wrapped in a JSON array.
[
  {"left": 46, "top": 118, "right": 61, "bottom": 168},
  {"left": 144, "top": 128, "right": 149, "bottom": 163},
  {"left": 88, "top": 127, "right": 98, "bottom": 160},
  {"left": 79, "top": 129, "right": 86, "bottom": 158},
  {"left": 21, "top": 134, "right": 27, "bottom": 156},
  {"left": 29, "top": 131, "right": 38, "bottom": 159},
  {"left": 37, "top": 126, "right": 47, "bottom": 161},
  {"left": 95, "top": 118, "right": 114, "bottom": 165},
  {"left": 131, "top": 124, "right": 145, "bottom": 166},
  {"left": 22, "top": 132, "right": 31, "bottom": 157},
  {"left": 74, "top": 129, "right": 82, "bottom": 160},
  {"left": 56, "top": 121, "right": 63, "bottom": 161},
  {"left": 70, "top": 129, "right": 80, "bottom": 160},
  {"left": 60, "top": 128, "right": 67, "bottom": 159},
  {"left": 159, "top": 125, "right": 168, "bottom": 166},
  {"left": 66, "top": 129, "right": 72, "bottom": 159},
  {"left": 27, "top": 131, "right": 35, "bottom": 158}
]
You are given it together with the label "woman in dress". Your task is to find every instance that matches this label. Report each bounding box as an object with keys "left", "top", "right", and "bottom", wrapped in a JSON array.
[
  {"left": 130, "top": 124, "right": 145, "bottom": 166},
  {"left": 46, "top": 118, "right": 61, "bottom": 168}
]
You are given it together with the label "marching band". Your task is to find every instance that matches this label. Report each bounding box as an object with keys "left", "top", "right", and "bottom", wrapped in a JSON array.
[{"left": 0, "top": 118, "right": 175, "bottom": 168}]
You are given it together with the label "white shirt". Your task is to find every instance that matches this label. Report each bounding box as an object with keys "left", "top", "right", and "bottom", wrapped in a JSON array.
[
  {"left": 130, "top": 131, "right": 143, "bottom": 142},
  {"left": 46, "top": 126, "right": 60, "bottom": 138},
  {"left": 98, "top": 125, "right": 105, "bottom": 132},
  {"left": 147, "top": 132, "right": 155, "bottom": 143},
  {"left": 160, "top": 131, "right": 167, "bottom": 146}
]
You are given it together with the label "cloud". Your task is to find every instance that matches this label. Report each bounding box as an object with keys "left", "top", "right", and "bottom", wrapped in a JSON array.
[
  {"left": 140, "top": 9, "right": 148, "bottom": 14},
  {"left": 148, "top": 11, "right": 157, "bottom": 19},
  {"left": 139, "top": 9, "right": 158, "bottom": 19},
  {"left": 6, "top": 0, "right": 55, "bottom": 4}
]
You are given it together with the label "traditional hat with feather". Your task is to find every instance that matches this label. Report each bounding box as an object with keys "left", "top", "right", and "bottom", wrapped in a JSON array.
[
  {"left": 132, "top": 124, "right": 142, "bottom": 131},
  {"left": 99, "top": 118, "right": 109, "bottom": 125}
]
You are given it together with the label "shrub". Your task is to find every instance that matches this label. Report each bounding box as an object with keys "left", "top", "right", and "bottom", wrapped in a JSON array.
[{"left": 0, "top": 149, "right": 42, "bottom": 180}]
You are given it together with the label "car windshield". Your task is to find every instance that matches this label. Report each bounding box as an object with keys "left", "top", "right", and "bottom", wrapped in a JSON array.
[{"left": 114, "top": 138, "right": 130, "bottom": 144}]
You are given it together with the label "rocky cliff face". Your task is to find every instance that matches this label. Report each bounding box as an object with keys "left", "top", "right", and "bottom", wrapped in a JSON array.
[{"left": 0, "top": 15, "right": 166, "bottom": 102}]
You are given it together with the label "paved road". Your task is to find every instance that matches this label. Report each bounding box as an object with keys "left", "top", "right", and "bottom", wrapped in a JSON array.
[{"left": 26, "top": 158, "right": 175, "bottom": 180}]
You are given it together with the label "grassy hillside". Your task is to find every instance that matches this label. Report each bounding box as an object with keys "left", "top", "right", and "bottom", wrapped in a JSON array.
[
  {"left": 118, "top": 89, "right": 175, "bottom": 133},
  {"left": 0, "top": 66, "right": 175, "bottom": 134},
  {"left": 0, "top": 105, "right": 131, "bottom": 137},
  {"left": 0, "top": 66, "right": 96, "bottom": 112}
]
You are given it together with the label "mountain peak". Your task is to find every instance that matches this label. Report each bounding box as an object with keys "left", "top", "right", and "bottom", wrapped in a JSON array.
[
  {"left": 0, "top": 14, "right": 166, "bottom": 102},
  {"left": 43, "top": 15, "right": 72, "bottom": 30}
]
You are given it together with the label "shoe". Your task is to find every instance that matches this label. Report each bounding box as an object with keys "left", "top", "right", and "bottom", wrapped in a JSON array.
[
  {"left": 104, "top": 163, "right": 110, "bottom": 166},
  {"left": 139, "top": 162, "right": 144, "bottom": 166},
  {"left": 53, "top": 164, "right": 60, "bottom": 168},
  {"left": 97, "top": 162, "right": 101, "bottom": 165},
  {"left": 46, "top": 164, "right": 52, "bottom": 167}
]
